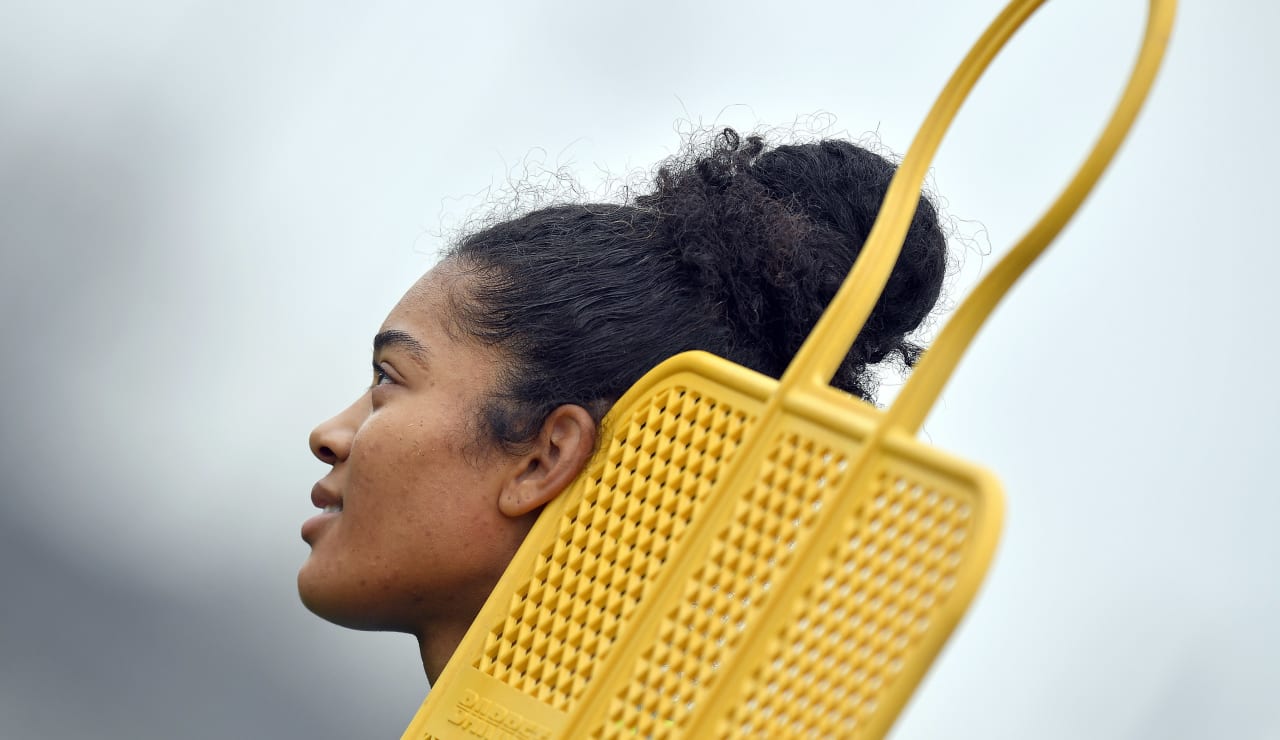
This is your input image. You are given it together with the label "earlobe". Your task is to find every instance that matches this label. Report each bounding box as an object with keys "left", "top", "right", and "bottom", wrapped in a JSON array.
[{"left": 498, "top": 404, "right": 597, "bottom": 518}]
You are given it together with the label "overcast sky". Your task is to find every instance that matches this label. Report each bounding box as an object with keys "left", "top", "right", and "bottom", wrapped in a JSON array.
[{"left": 2, "top": 0, "right": 1277, "bottom": 738}]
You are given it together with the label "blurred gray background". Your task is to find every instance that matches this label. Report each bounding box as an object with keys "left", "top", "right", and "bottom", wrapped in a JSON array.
[{"left": 2, "top": 0, "right": 1276, "bottom": 738}]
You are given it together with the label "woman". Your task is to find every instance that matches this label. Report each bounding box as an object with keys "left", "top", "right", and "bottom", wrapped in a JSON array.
[{"left": 299, "top": 129, "right": 948, "bottom": 685}]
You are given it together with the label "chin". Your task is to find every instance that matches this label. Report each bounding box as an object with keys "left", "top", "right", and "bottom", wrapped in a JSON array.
[{"left": 297, "top": 560, "right": 384, "bottom": 631}]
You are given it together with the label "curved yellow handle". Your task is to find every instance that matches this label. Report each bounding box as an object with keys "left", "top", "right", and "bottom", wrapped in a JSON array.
[
  {"left": 781, "top": 0, "right": 1177, "bottom": 437},
  {"left": 887, "top": 0, "right": 1176, "bottom": 433}
]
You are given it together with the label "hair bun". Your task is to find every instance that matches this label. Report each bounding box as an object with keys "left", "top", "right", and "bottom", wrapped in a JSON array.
[{"left": 636, "top": 128, "right": 947, "bottom": 399}]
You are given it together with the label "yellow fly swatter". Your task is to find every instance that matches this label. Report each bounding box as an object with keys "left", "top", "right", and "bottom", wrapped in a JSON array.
[{"left": 403, "top": 0, "right": 1175, "bottom": 737}]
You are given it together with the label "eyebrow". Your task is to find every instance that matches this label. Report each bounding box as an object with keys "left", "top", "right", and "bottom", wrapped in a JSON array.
[{"left": 373, "top": 329, "right": 430, "bottom": 365}]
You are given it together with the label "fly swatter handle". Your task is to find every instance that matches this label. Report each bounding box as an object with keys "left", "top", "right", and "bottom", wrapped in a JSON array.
[
  {"left": 779, "top": 0, "right": 1051, "bottom": 396},
  {"left": 780, "top": 0, "right": 1176, "bottom": 414},
  {"left": 885, "top": 0, "right": 1175, "bottom": 434}
]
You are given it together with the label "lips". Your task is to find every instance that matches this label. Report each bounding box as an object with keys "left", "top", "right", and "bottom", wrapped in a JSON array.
[
  {"left": 302, "top": 482, "right": 344, "bottom": 544},
  {"left": 311, "top": 482, "right": 343, "bottom": 512}
]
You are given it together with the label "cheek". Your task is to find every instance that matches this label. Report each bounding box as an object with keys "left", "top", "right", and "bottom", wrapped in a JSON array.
[
  {"left": 348, "top": 409, "right": 497, "bottom": 528},
  {"left": 353, "top": 408, "right": 439, "bottom": 477}
]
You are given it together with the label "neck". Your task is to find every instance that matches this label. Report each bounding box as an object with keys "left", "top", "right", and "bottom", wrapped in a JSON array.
[{"left": 417, "top": 621, "right": 470, "bottom": 686}]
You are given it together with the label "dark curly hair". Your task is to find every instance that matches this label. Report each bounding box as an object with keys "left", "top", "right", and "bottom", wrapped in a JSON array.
[{"left": 447, "top": 129, "right": 947, "bottom": 451}]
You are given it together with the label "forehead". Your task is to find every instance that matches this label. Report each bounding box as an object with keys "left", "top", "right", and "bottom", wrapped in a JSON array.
[
  {"left": 382, "top": 265, "right": 464, "bottom": 340},
  {"left": 376, "top": 265, "right": 505, "bottom": 394}
]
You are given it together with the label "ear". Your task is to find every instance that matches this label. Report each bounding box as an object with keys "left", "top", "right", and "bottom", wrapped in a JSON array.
[{"left": 498, "top": 404, "right": 597, "bottom": 518}]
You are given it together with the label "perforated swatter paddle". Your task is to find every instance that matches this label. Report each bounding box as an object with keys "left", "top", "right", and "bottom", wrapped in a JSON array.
[{"left": 402, "top": 0, "right": 1175, "bottom": 737}]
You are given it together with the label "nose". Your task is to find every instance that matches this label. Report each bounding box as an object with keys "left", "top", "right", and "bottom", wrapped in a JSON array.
[{"left": 309, "top": 395, "right": 365, "bottom": 465}]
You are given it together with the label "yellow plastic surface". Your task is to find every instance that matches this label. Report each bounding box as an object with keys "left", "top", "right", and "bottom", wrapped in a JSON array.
[{"left": 402, "top": 1, "right": 1175, "bottom": 737}]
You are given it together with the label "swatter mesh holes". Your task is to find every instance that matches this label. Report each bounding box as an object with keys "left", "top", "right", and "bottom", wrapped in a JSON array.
[
  {"left": 475, "top": 386, "right": 751, "bottom": 712},
  {"left": 722, "top": 467, "right": 973, "bottom": 739},
  {"left": 592, "top": 433, "right": 849, "bottom": 739}
]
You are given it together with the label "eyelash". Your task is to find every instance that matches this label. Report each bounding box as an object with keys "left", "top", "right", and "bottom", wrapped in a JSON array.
[{"left": 371, "top": 362, "right": 395, "bottom": 387}]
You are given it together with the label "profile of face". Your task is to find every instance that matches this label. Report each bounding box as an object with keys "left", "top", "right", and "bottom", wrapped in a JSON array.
[
  {"left": 298, "top": 135, "right": 947, "bottom": 683},
  {"left": 299, "top": 264, "right": 596, "bottom": 678}
]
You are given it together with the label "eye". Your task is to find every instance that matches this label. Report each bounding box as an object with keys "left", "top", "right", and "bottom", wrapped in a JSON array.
[{"left": 371, "top": 361, "right": 396, "bottom": 388}]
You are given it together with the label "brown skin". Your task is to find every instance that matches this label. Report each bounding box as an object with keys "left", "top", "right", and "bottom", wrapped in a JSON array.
[{"left": 299, "top": 264, "right": 597, "bottom": 683}]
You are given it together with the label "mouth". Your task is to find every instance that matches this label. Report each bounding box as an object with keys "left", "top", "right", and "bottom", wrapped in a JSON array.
[{"left": 303, "top": 483, "right": 344, "bottom": 544}]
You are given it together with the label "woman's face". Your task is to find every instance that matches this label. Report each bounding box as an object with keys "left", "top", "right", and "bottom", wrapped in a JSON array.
[{"left": 298, "top": 266, "right": 533, "bottom": 636}]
